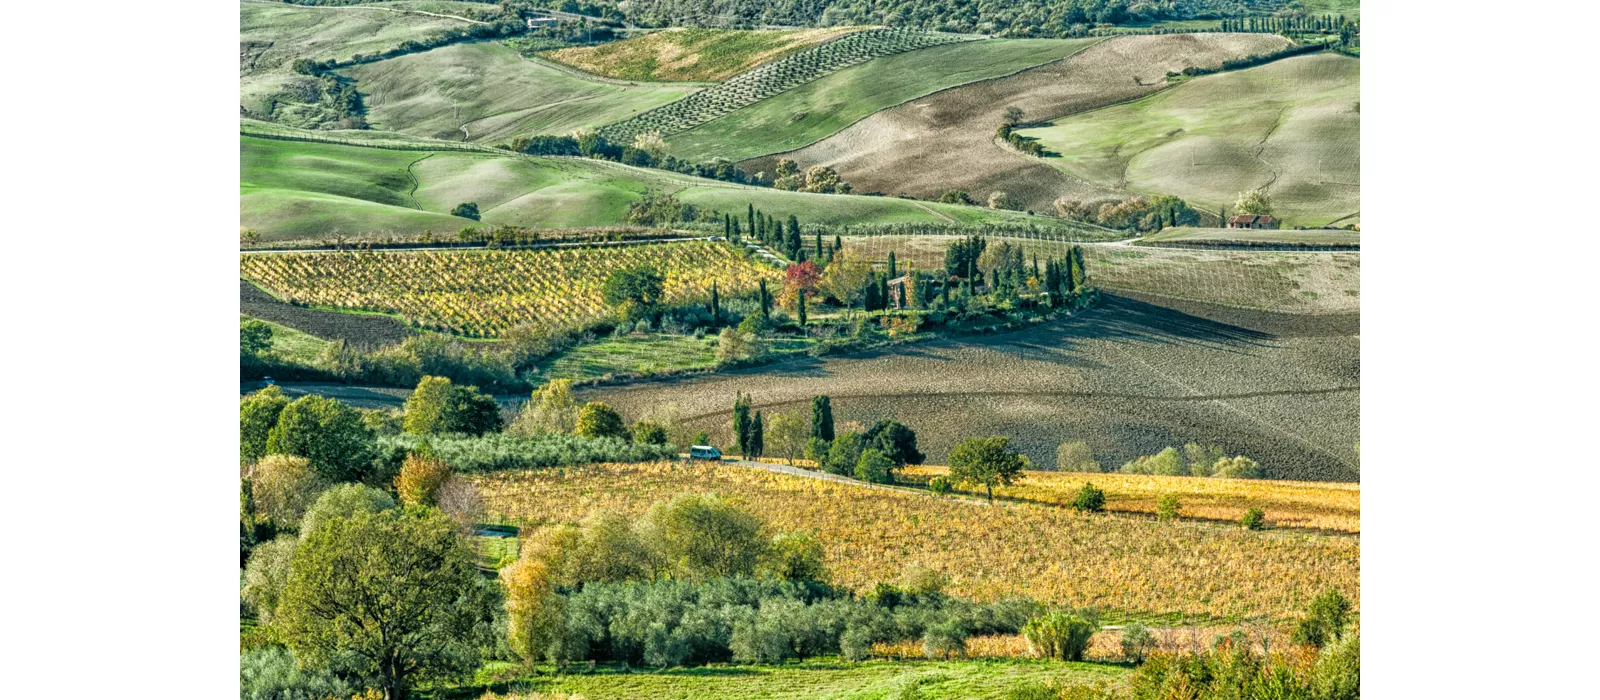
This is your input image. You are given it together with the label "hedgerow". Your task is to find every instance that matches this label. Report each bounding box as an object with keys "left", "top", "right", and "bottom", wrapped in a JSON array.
[{"left": 374, "top": 433, "right": 675, "bottom": 474}]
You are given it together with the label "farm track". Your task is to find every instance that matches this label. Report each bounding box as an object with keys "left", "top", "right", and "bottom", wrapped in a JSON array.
[{"left": 404, "top": 153, "right": 433, "bottom": 208}]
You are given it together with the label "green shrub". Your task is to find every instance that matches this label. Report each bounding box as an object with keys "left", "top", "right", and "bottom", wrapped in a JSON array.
[
  {"left": 1155, "top": 494, "right": 1180, "bottom": 521},
  {"left": 1121, "top": 447, "right": 1185, "bottom": 476},
  {"left": 266, "top": 395, "right": 376, "bottom": 483},
  {"left": 240, "top": 386, "right": 290, "bottom": 464},
  {"left": 854, "top": 448, "right": 895, "bottom": 483},
  {"left": 928, "top": 476, "right": 954, "bottom": 494},
  {"left": 402, "top": 376, "right": 503, "bottom": 436},
  {"left": 1072, "top": 482, "right": 1107, "bottom": 512},
  {"left": 373, "top": 433, "right": 674, "bottom": 474},
  {"left": 921, "top": 618, "right": 969, "bottom": 659},
  {"left": 240, "top": 646, "right": 353, "bottom": 700},
  {"left": 1241, "top": 508, "right": 1266, "bottom": 530},
  {"left": 575, "top": 401, "right": 628, "bottom": 440},
  {"left": 1021, "top": 610, "right": 1096, "bottom": 661},
  {"left": 632, "top": 420, "right": 669, "bottom": 446},
  {"left": 1292, "top": 588, "right": 1353, "bottom": 648},
  {"left": 825, "top": 432, "right": 865, "bottom": 476}
]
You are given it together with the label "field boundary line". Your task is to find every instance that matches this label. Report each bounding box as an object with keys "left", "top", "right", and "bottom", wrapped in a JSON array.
[
  {"left": 405, "top": 153, "right": 434, "bottom": 208},
  {"left": 242, "top": 0, "right": 487, "bottom": 26}
]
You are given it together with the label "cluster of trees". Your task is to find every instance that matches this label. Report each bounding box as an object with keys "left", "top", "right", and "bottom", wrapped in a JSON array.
[
  {"left": 1217, "top": 14, "right": 1357, "bottom": 38},
  {"left": 771, "top": 158, "right": 852, "bottom": 194},
  {"left": 727, "top": 203, "right": 827, "bottom": 263},
  {"left": 604, "top": 0, "right": 1249, "bottom": 38},
  {"left": 507, "top": 131, "right": 759, "bottom": 186},
  {"left": 1114, "top": 444, "right": 1267, "bottom": 479},
  {"left": 1169, "top": 39, "right": 1337, "bottom": 81},
  {"left": 1054, "top": 194, "right": 1200, "bottom": 231},
  {"left": 997, "top": 120, "right": 1045, "bottom": 157},
  {"left": 259, "top": 71, "right": 367, "bottom": 130}
]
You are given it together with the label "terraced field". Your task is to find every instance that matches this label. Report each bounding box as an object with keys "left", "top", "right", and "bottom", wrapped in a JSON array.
[
  {"left": 666, "top": 38, "right": 1103, "bottom": 163},
  {"left": 239, "top": 241, "right": 781, "bottom": 337},
  {"left": 475, "top": 460, "right": 1359, "bottom": 620},
  {"left": 542, "top": 27, "right": 865, "bottom": 82},
  {"left": 583, "top": 294, "right": 1360, "bottom": 482},
  {"left": 240, "top": 133, "right": 1082, "bottom": 240},
  {"left": 1019, "top": 53, "right": 1360, "bottom": 227},
  {"left": 598, "top": 28, "right": 979, "bottom": 144},
  {"left": 343, "top": 42, "right": 698, "bottom": 143},
  {"left": 759, "top": 33, "right": 1292, "bottom": 213}
]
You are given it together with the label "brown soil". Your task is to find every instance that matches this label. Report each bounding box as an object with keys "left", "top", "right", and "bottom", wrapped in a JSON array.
[
  {"left": 743, "top": 33, "right": 1291, "bottom": 213},
  {"left": 240, "top": 279, "right": 415, "bottom": 348}
]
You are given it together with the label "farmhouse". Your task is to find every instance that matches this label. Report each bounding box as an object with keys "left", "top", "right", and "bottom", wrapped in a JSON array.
[{"left": 1228, "top": 214, "right": 1279, "bottom": 229}]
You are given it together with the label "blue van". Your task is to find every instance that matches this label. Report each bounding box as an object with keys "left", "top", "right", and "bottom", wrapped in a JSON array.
[{"left": 688, "top": 445, "right": 722, "bottom": 461}]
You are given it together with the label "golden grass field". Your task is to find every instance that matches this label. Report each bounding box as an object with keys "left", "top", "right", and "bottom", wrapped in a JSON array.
[
  {"left": 474, "top": 462, "right": 1358, "bottom": 622},
  {"left": 899, "top": 467, "right": 1359, "bottom": 533}
]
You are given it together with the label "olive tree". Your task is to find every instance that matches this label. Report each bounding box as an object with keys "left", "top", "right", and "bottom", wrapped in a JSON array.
[{"left": 948, "top": 436, "right": 1025, "bottom": 504}]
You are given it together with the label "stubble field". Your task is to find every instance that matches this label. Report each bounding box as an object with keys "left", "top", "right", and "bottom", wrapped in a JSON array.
[{"left": 542, "top": 27, "right": 864, "bottom": 82}]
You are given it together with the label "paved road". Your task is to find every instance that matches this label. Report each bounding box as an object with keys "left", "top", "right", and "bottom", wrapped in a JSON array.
[{"left": 716, "top": 458, "right": 994, "bottom": 506}]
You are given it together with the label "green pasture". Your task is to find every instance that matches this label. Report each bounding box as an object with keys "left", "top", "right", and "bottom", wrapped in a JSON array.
[
  {"left": 542, "top": 27, "right": 861, "bottom": 83},
  {"left": 242, "top": 314, "right": 330, "bottom": 364},
  {"left": 453, "top": 658, "right": 1127, "bottom": 700},
  {"left": 241, "top": 133, "right": 1084, "bottom": 240},
  {"left": 343, "top": 42, "right": 697, "bottom": 143},
  {"left": 667, "top": 38, "right": 1103, "bottom": 162},
  {"left": 1018, "top": 53, "right": 1359, "bottom": 228}
]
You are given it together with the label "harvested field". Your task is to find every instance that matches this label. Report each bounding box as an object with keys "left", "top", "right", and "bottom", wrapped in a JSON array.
[
  {"left": 582, "top": 295, "right": 1360, "bottom": 482},
  {"left": 748, "top": 33, "right": 1291, "bottom": 212},
  {"left": 1019, "top": 53, "right": 1360, "bottom": 228},
  {"left": 542, "top": 27, "right": 863, "bottom": 82},
  {"left": 841, "top": 235, "right": 1360, "bottom": 315},
  {"left": 899, "top": 467, "right": 1360, "bottom": 533},
  {"left": 343, "top": 42, "right": 697, "bottom": 143},
  {"left": 239, "top": 279, "right": 415, "bottom": 348},
  {"left": 474, "top": 461, "right": 1359, "bottom": 621}
]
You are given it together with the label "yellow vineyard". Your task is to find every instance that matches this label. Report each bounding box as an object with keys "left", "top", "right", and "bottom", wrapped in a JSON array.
[
  {"left": 474, "top": 462, "right": 1359, "bottom": 622},
  {"left": 239, "top": 242, "right": 781, "bottom": 337},
  {"left": 900, "top": 467, "right": 1360, "bottom": 534}
]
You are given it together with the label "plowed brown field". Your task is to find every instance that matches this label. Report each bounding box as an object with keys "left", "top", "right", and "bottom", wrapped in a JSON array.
[{"left": 743, "top": 33, "right": 1291, "bottom": 213}]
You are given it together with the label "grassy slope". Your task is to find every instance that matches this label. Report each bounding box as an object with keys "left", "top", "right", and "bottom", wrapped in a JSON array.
[
  {"left": 1140, "top": 227, "right": 1360, "bottom": 245},
  {"left": 472, "top": 659, "right": 1126, "bottom": 699},
  {"left": 542, "top": 27, "right": 863, "bottom": 82},
  {"left": 241, "top": 314, "right": 330, "bottom": 365},
  {"left": 240, "top": 1, "right": 475, "bottom": 115},
  {"left": 343, "top": 42, "right": 698, "bottom": 143},
  {"left": 1019, "top": 53, "right": 1359, "bottom": 228},
  {"left": 667, "top": 38, "right": 1102, "bottom": 163},
  {"left": 240, "top": 134, "right": 1075, "bottom": 240}
]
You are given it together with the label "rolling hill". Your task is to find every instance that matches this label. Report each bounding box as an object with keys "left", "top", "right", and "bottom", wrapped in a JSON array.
[
  {"left": 749, "top": 33, "right": 1293, "bottom": 213},
  {"left": 239, "top": 132, "right": 1093, "bottom": 240},
  {"left": 341, "top": 42, "right": 698, "bottom": 144},
  {"left": 664, "top": 38, "right": 1104, "bottom": 163},
  {"left": 541, "top": 26, "right": 865, "bottom": 82},
  {"left": 1018, "top": 52, "right": 1360, "bottom": 227}
]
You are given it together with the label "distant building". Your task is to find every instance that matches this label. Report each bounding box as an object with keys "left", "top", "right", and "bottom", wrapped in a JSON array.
[{"left": 1228, "top": 214, "right": 1279, "bottom": 230}]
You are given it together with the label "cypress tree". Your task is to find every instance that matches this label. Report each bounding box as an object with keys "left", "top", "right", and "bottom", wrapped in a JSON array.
[
  {"left": 797, "top": 292, "right": 807, "bottom": 327},
  {"left": 887, "top": 251, "right": 897, "bottom": 278},
  {"left": 747, "top": 203, "right": 755, "bottom": 237},
  {"left": 815, "top": 232, "right": 823, "bottom": 258},
  {"left": 879, "top": 276, "right": 890, "bottom": 311},
  {"left": 811, "top": 395, "right": 834, "bottom": 441},
  {"left": 723, "top": 213, "right": 731, "bottom": 238},
  {"left": 709, "top": 281, "right": 720, "bottom": 320},
  {"left": 749, "top": 411, "right": 764, "bottom": 459},
  {"left": 942, "top": 277, "right": 951, "bottom": 306},
  {"left": 730, "top": 218, "right": 741, "bottom": 242},
  {"left": 732, "top": 392, "right": 751, "bottom": 455},
  {"left": 759, "top": 279, "right": 771, "bottom": 320},
  {"left": 834, "top": 235, "right": 843, "bottom": 254}
]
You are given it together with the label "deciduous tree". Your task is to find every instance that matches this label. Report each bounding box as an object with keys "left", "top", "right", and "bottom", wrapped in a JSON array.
[{"left": 948, "top": 436, "right": 1025, "bottom": 504}]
